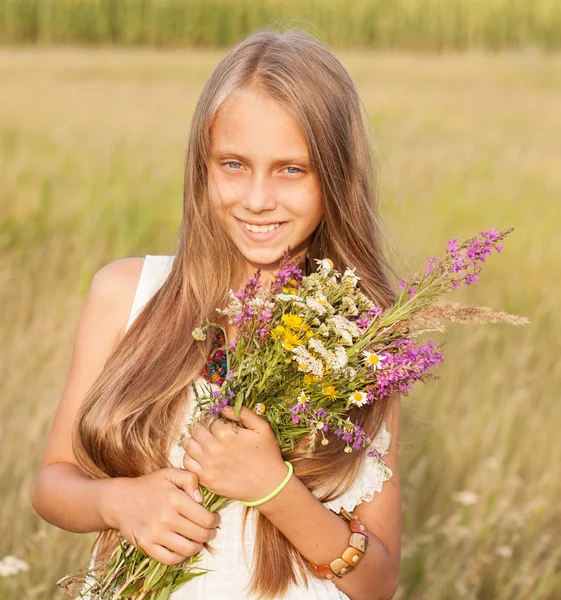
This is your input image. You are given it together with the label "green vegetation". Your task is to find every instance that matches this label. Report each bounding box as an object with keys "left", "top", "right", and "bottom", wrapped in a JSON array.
[
  {"left": 0, "top": 0, "right": 560, "bottom": 50},
  {"left": 0, "top": 48, "right": 560, "bottom": 599}
]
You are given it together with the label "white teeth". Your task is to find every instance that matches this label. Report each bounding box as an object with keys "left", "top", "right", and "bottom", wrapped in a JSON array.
[{"left": 242, "top": 221, "right": 281, "bottom": 233}]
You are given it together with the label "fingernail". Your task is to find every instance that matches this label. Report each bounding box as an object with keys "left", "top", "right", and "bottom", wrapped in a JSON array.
[{"left": 195, "top": 490, "right": 204, "bottom": 502}]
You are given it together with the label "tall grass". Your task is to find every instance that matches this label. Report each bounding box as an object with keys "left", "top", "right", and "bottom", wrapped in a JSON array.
[
  {"left": 0, "top": 0, "right": 561, "bottom": 50},
  {"left": 0, "top": 48, "right": 560, "bottom": 598}
]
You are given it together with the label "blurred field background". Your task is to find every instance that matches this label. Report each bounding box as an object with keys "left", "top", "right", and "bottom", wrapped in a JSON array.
[
  {"left": 1, "top": 0, "right": 561, "bottom": 50},
  {"left": 1, "top": 7, "right": 561, "bottom": 600}
]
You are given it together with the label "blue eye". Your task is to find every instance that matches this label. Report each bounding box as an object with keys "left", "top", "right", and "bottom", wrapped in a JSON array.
[
  {"left": 223, "top": 162, "right": 303, "bottom": 175},
  {"left": 285, "top": 166, "right": 303, "bottom": 175}
]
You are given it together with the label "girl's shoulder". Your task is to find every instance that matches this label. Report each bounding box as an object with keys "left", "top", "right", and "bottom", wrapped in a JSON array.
[
  {"left": 90, "top": 257, "right": 145, "bottom": 344},
  {"left": 90, "top": 255, "right": 175, "bottom": 343},
  {"left": 124, "top": 255, "right": 175, "bottom": 333}
]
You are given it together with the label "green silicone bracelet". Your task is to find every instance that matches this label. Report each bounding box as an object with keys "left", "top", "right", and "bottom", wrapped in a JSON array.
[{"left": 239, "top": 460, "right": 294, "bottom": 507}]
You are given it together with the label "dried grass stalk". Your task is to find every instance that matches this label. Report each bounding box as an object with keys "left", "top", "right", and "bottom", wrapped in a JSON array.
[{"left": 407, "top": 302, "right": 530, "bottom": 330}]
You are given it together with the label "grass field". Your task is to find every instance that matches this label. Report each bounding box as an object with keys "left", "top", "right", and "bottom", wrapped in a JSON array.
[
  {"left": 0, "top": 47, "right": 560, "bottom": 599},
  {"left": 1, "top": 0, "right": 561, "bottom": 51}
]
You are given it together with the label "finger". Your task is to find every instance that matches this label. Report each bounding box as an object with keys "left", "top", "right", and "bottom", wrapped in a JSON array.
[
  {"left": 221, "top": 405, "right": 266, "bottom": 432},
  {"left": 190, "top": 419, "right": 214, "bottom": 446},
  {"left": 175, "top": 498, "right": 221, "bottom": 530},
  {"left": 166, "top": 467, "right": 203, "bottom": 502},
  {"left": 142, "top": 543, "right": 187, "bottom": 567},
  {"left": 170, "top": 514, "right": 217, "bottom": 544},
  {"left": 183, "top": 436, "right": 204, "bottom": 462},
  {"left": 208, "top": 418, "right": 237, "bottom": 439},
  {"left": 183, "top": 455, "right": 203, "bottom": 477},
  {"left": 158, "top": 532, "right": 204, "bottom": 561},
  {"left": 165, "top": 467, "right": 203, "bottom": 502}
]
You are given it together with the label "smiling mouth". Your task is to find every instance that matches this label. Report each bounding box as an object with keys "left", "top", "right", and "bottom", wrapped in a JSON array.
[{"left": 236, "top": 218, "right": 286, "bottom": 233}]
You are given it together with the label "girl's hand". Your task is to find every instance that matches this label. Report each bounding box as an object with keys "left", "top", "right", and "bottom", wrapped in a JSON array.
[
  {"left": 182, "top": 406, "right": 288, "bottom": 502},
  {"left": 105, "top": 468, "right": 220, "bottom": 566}
]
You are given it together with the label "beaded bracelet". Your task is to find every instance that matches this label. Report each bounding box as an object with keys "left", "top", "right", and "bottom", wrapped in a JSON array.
[
  {"left": 239, "top": 460, "right": 294, "bottom": 507},
  {"left": 308, "top": 508, "right": 369, "bottom": 580}
]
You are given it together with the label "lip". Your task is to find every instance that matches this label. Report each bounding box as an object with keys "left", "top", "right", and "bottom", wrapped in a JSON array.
[{"left": 235, "top": 217, "right": 288, "bottom": 242}]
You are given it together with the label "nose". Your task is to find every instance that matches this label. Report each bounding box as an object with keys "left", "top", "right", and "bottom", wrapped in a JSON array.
[{"left": 239, "top": 173, "right": 277, "bottom": 213}]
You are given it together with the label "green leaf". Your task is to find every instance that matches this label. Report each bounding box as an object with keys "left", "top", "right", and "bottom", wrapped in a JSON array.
[
  {"left": 155, "top": 581, "right": 173, "bottom": 600},
  {"left": 234, "top": 389, "right": 244, "bottom": 414},
  {"left": 142, "top": 561, "right": 168, "bottom": 591}
]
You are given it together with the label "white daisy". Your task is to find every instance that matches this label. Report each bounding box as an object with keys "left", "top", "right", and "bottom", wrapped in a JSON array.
[
  {"left": 347, "top": 391, "right": 368, "bottom": 408},
  {"left": 362, "top": 350, "right": 387, "bottom": 370},
  {"left": 342, "top": 267, "right": 361, "bottom": 287}
]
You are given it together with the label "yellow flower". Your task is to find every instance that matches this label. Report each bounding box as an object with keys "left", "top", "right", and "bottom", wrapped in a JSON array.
[
  {"left": 305, "top": 329, "right": 314, "bottom": 338},
  {"left": 281, "top": 329, "right": 304, "bottom": 350},
  {"left": 297, "top": 391, "right": 309, "bottom": 405},
  {"left": 322, "top": 385, "right": 339, "bottom": 399},
  {"left": 303, "top": 374, "right": 317, "bottom": 386},
  {"left": 282, "top": 314, "right": 304, "bottom": 329},
  {"left": 270, "top": 324, "right": 286, "bottom": 341}
]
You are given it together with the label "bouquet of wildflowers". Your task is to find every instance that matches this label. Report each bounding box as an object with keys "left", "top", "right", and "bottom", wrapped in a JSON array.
[{"left": 61, "top": 227, "right": 528, "bottom": 599}]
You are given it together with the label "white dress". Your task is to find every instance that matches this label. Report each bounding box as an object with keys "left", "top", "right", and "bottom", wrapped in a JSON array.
[{"left": 82, "top": 255, "right": 393, "bottom": 600}]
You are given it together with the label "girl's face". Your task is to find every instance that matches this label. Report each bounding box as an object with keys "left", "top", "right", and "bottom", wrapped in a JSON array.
[{"left": 208, "top": 87, "right": 323, "bottom": 284}]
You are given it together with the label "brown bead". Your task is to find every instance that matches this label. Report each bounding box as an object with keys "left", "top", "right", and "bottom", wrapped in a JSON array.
[
  {"left": 329, "top": 558, "right": 351, "bottom": 576},
  {"left": 349, "top": 532, "right": 368, "bottom": 552},
  {"left": 330, "top": 558, "right": 356, "bottom": 577},
  {"left": 316, "top": 564, "right": 339, "bottom": 579},
  {"left": 349, "top": 519, "right": 367, "bottom": 534},
  {"left": 342, "top": 547, "right": 364, "bottom": 567}
]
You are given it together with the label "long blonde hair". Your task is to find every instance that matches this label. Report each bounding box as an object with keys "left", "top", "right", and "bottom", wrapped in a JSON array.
[{"left": 73, "top": 26, "right": 398, "bottom": 598}]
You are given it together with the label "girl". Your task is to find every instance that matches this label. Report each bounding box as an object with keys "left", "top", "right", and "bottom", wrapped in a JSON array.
[{"left": 31, "top": 28, "right": 402, "bottom": 600}]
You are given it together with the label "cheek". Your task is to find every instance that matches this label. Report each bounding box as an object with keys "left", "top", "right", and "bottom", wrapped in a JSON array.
[
  {"left": 208, "top": 169, "right": 238, "bottom": 210},
  {"left": 291, "top": 188, "right": 322, "bottom": 227}
]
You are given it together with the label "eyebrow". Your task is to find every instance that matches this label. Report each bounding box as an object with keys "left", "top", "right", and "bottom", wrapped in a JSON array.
[{"left": 213, "top": 150, "right": 310, "bottom": 166}]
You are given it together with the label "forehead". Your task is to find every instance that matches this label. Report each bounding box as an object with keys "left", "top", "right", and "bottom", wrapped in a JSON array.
[{"left": 210, "top": 88, "right": 309, "bottom": 159}]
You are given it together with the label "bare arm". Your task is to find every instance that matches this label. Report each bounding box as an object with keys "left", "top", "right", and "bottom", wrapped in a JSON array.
[
  {"left": 30, "top": 258, "right": 144, "bottom": 533},
  {"left": 30, "top": 257, "right": 220, "bottom": 565},
  {"left": 256, "top": 394, "right": 402, "bottom": 600}
]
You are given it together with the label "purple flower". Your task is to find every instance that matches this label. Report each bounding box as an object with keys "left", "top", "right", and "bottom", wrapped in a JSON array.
[
  {"left": 366, "top": 338, "right": 444, "bottom": 399},
  {"left": 464, "top": 273, "right": 479, "bottom": 286},
  {"left": 425, "top": 257, "right": 441, "bottom": 275},
  {"left": 269, "top": 247, "right": 304, "bottom": 294},
  {"left": 355, "top": 306, "right": 382, "bottom": 330},
  {"left": 442, "top": 228, "right": 507, "bottom": 291},
  {"left": 446, "top": 238, "right": 460, "bottom": 254}
]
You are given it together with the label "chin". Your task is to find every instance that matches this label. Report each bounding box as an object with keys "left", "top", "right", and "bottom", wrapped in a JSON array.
[{"left": 240, "top": 248, "right": 285, "bottom": 267}]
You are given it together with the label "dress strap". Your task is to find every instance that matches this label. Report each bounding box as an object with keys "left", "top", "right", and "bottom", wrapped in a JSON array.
[{"left": 125, "top": 254, "right": 175, "bottom": 333}]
